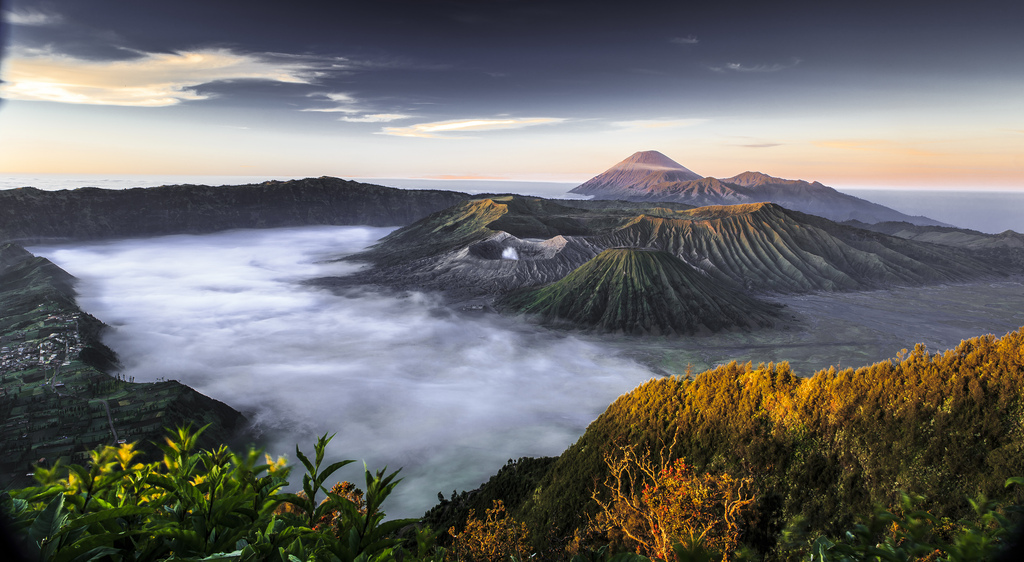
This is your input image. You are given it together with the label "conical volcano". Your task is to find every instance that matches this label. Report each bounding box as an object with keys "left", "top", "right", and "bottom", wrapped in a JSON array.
[
  {"left": 571, "top": 151, "right": 947, "bottom": 226},
  {"left": 500, "top": 247, "right": 779, "bottom": 335},
  {"left": 570, "top": 151, "right": 702, "bottom": 197}
]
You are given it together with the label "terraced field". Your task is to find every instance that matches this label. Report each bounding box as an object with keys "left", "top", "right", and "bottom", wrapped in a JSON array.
[{"left": 0, "top": 243, "right": 246, "bottom": 486}]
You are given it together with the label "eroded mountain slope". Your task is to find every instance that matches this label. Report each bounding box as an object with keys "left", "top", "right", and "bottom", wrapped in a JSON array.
[
  {"left": 499, "top": 248, "right": 780, "bottom": 334},
  {"left": 343, "top": 196, "right": 1007, "bottom": 301}
]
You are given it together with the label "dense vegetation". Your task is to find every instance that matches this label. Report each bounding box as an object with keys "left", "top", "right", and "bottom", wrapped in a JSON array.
[
  {"left": 0, "top": 428, "right": 447, "bottom": 562},
  {"left": 428, "top": 328, "right": 1024, "bottom": 559},
  {"left": 3, "top": 429, "right": 1019, "bottom": 561},
  {"left": 4, "top": 241, "right": 1023, "bottom": 560}
]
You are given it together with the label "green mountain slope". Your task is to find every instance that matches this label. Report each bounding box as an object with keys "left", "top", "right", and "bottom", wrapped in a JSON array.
[
  {"left": 347, "top": 197, "right": 1009, "bottom": 301},
  {"left": 600, "top": 203, "right": 992, "bottom": 292},
  {"left": 353, "top": 195, "right": 692, "bottom": 266},
  {"left": 500, "top": 248, "right": 780, "bottom": 334},
  {"left": 427, "top": 328, "right": 1024, "bottom": 556},
  {"left": 0, "top": 243, "right": 247, "bottom": 487}
]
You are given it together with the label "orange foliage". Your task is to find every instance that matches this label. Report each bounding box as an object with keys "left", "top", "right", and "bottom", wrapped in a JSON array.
[
  {"left": 591, "top": 444, "right": 755, "bottom": 561},
  {"left": 273, "top": 481, "right": 365, "bottom": 533},
  {"left": 448, "top": 500, "right": 531, "bottom": 562}
]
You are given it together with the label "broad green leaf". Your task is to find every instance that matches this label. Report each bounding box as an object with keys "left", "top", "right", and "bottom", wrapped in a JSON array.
[
  {"left": 28, "top": 493, "right": 68, "bottom": 544},
  {"left": 55, "top": 505, "right": 152, "bottom": 536}
]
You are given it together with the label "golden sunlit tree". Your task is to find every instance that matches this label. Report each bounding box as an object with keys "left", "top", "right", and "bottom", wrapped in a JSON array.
[
  {"left": 448, "top": 499, "right": 531, "bottom": 562},
  {"left": 591, "top": 444, "right": 756, "bottom": 561}
]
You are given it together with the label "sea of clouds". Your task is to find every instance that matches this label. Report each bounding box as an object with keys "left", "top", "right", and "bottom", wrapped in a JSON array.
[{"left": 29, "top": 226, "right": 655, "bottom": 517}]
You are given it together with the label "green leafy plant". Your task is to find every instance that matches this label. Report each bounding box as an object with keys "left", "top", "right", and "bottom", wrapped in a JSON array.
[
  {"left": 808, "top": 481, "right": 1021, "bottom": 562},
  {"left": 2, "top": 426, "right": 421, "bottom": 562}
]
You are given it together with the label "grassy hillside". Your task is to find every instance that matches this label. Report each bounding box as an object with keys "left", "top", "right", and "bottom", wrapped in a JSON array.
[{"left": 429, "top": 328, "right": 1024, "bottom": 557}]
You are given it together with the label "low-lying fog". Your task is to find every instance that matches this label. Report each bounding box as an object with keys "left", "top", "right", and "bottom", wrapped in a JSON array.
[{"left": 29, "top": 227, "right": 655, "bottom": 517}]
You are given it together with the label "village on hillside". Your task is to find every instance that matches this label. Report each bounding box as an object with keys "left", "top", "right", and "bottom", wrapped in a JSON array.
[{"left": 0, "top": 298, "right": 194, "bottom": 485}]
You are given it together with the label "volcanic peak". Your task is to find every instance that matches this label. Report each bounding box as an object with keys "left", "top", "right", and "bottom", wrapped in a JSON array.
[
  {"left": 570, "top": 150, "right": 702, "bottom": 196},
  {"left": 618, "top": 150, "right": 699, "bottom": 173},
  {"left": 500, "top": 247, "right": 779, "bottom": 335}
]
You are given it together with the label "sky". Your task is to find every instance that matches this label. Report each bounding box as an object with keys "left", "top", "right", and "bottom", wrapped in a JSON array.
[{"left": 1, "top": 0, "right": 1022, "bottom": 188}]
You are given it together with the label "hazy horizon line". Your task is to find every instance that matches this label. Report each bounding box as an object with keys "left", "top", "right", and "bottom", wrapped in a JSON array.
[{"left": 2, "top": 172, "right": 1024, "bottom": 193}]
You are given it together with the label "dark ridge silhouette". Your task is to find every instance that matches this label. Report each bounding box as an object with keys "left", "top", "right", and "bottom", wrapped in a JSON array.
[{"left": 0, "top": 177, "right": 469, "bottom": 243}]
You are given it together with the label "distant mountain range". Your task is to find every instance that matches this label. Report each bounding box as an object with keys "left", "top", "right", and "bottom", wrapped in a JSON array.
[
  {"left": 342, "top": 195, "right": 1014, "bottom": 332},
  {"left": 1, "top": 174, "right": 1019, "bottom": 334},
  {"left": 570, "top": 151, "right": 947, "bottom": 226},
  {"left": 0, "top": 177, "right": 468, "bottom": 243}
]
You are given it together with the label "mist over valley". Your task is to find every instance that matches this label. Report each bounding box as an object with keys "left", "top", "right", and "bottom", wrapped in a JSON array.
[
  {"left": 26, "top": 218, "right": 1024, "bottom": 517},
  {"left": 3, "top": 1, "right": 1023, "bottom": 555},
  {"left": 28, "top": 226, "right": 658, "bottom": 517}
]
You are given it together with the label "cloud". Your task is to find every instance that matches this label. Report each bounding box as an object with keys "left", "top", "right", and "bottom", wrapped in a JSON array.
[
  {"left": 302, "top": 93, "right": 413, "bottom": 122},
  {"left": 340, "top": 114, "right": 413, "bottom": 123},
  {"left": 612, "top": 118, "right": 707, "bottom": 130},
  {"left": 711, "top": 58, "right": 802, "bottom": 73},
  {"left": 670, "top": 35, "right": 699, "bottom": 45},
  {"left": 302, "top": 92, "right": 361, "bottom": 113},
  {"left": 0, "top": 47, "right": 322, "bottom": 107},
  {"left": 30, "top": 226, "right": 654, "bottom": 517},
  {"left": 379, "top": 117, "right": 566, "bottom": 138},
  {"left": 2, "top": 8, "right": 63, "bottom": 26}
]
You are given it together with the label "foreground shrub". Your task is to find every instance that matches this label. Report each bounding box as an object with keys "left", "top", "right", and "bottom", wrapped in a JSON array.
[
  {"left": 448, "top": 499, "right": 530, "bottom": 562},
  {"left": 0, "top": 426, "right": 422, "bottom": 562},
  {"left": 590, "top": 444, "right": 756, "bottom": 561}
]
